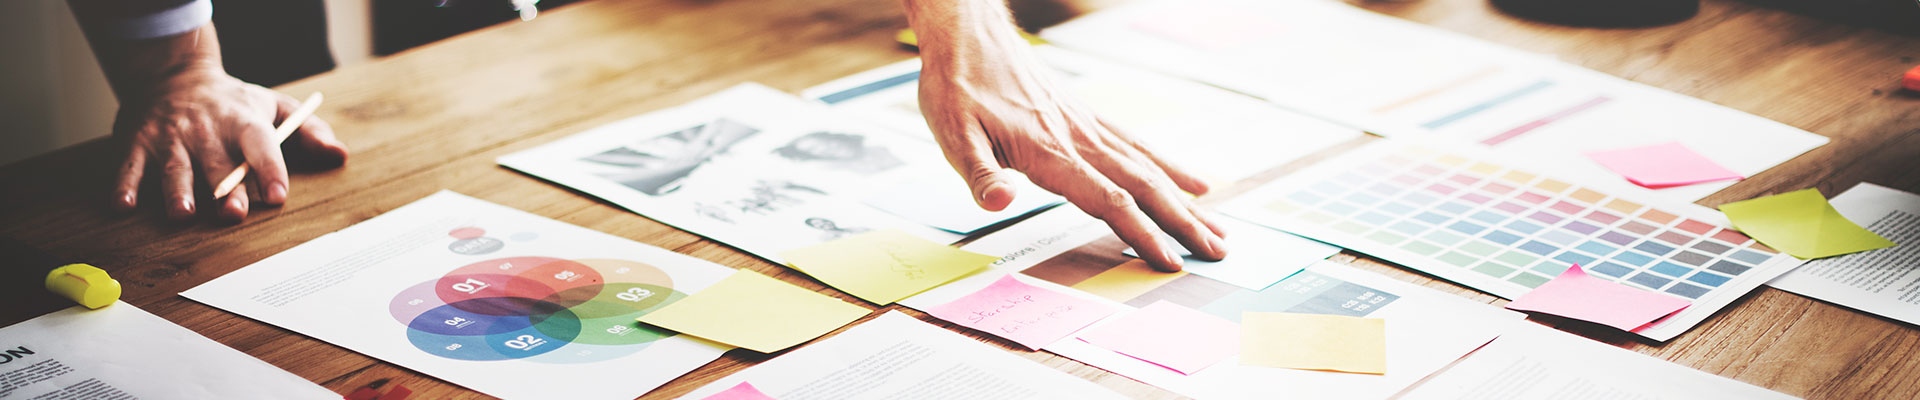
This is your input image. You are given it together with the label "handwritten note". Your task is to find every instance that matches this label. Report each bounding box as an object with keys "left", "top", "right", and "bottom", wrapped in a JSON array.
[
  {"left": 781, "top": 229, "right": 995, "bottom": 305},
  {"left": 1505, "top": 265, "right": 1691, "bottom": 332},
  {"left": 1071, "top": 260, "right": 1189, "bottom": 303},
  {"left": 637, "top": 269, "right": 870, "bottom": 353},
  {"left": 1077, "top": 301, "right": 1239, "bottom": 375},
  {"left": 1584, "top": 142, "right": 1743, "bottom": 188},
  {"left": 1240, "top": 312, "right": 1387, "bottom": 374},
  {"left": 1720, "top": 188, "right": 1897, "bottom": 259},
  {"left": 701, "top": 382, "right": 776, "bottom": 400},
  {"left": 927, "top": 274, "right": 1119, "bottom": 349}
]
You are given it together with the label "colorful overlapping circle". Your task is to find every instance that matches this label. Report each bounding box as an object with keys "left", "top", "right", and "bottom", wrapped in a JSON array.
[{"left": 391, "top": 230, "right": 685, "bottom": 363}]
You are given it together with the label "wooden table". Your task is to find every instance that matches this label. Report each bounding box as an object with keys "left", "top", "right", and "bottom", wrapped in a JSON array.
[{"left": 3, "top": 0, "right": 1917, "bottom": 398}]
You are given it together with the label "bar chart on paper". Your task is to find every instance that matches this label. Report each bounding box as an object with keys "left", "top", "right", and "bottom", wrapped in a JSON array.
[{"left": 1225, "top": 140, "right": 1806, "bottom": 341}]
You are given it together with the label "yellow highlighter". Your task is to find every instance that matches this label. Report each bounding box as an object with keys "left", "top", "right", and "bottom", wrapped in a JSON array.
[{"left": 45, "top": 264, "right": 120, "bottom": 309}]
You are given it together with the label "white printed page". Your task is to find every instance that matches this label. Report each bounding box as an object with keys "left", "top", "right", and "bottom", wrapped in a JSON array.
[
  {"left": 497, "top": 84, "right": 978, "bottom": 250},
  {"left": 676, "top": 311, "right": 1125, "bottom": 400},
  {"left": 1398, "top": 322, "right": 1794, "bottom": 400},
  {"left": 0, "top": 303, "right": 335, "bottom": 400},
  {"left": 181, "top": 191, "right": 733, "bottom": 400},
  {"left": 1768, "top": 183, "right": 1920, "bottom": 324}
]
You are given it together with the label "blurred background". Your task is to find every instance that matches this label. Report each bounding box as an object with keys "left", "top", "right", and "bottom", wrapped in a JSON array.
[{"left": 2, "top": 0, "right": 1912, "bottom": 167}]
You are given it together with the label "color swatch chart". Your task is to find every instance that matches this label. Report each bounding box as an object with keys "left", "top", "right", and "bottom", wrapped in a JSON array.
[{"left": 1226, "top": 140, "right": 1804, "bottom": 340}]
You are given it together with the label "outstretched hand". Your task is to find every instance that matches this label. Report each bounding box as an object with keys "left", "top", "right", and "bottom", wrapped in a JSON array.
[{"left": 906, "top": 0, "right": 1227, "bottom": 271}]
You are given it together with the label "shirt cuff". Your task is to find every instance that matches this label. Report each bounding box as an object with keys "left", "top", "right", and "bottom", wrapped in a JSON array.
[{"left": 91, "top": 0, "right": 213, "bottom": 40}]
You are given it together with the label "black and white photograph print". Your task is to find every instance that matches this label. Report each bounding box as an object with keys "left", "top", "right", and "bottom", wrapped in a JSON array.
[
  {"left": 581, "top": 118, "right": 761, "bottom": 195},
  {"left": 771, "top": 131, "right": 905, "bottom": 175}
]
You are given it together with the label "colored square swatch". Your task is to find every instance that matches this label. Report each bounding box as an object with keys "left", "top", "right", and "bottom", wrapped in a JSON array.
[
  {"left": 1504, "top": 265, "right": 1691, "bottom": 332},
  {"left": 1240, "top": 312, "right": 1387, "bottom": 374},
  {"left": 1078, "top": 301, "right": 1240, "bottom": 375},
  {"left": 1584, "top": 142, "right": 1743, "bottom": 188}
]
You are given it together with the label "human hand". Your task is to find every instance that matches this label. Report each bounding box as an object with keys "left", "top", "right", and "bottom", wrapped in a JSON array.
[
  {"left": 905, "top": 0, "right": 1227, "bottom": 271},
  {"left": 111, "top": 66, "right": 347, "bottom": 222}
]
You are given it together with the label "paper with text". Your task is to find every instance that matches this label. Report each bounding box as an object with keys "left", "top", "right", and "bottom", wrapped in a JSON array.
[
  {"left": 0, "top": 303, "right": 335, "bottom": 400},
  {"left": 638, "top": 269, "right": 869, "bottom": 353},
  {"left": 1768, "top": 183, "right": 1920, "bottom": 325},
  {"left": 781, "top": 229, "right": 995, "bottom": 305},
  {"left": 927, "top": 274, "right": 1118, "bottom": 349},
  {"left": 1402, "top": 322, "right": 1794, "bottom": 399},
  {"left": 676, "top": 312, "right": 1125, "bottom": 400},
  {"left": 182, "top": 191, "right": 732, "bottom": 400}
]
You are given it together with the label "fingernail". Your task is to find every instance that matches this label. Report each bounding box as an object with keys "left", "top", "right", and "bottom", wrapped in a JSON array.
[
  {"left": 116, "top": 193, "right": 137, "bottom": 211},
  {"left": 1207, "top": 233, "right": 1229, "bottom": 259},
  {"left": 1160, "top": 246, "right": 1184, "bottom": 267},
  {"left": 269, "top": 183, "right": 288, "bottom": 204}
]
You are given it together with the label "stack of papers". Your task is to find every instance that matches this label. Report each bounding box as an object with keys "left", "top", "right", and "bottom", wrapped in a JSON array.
[{"left": 675, "top": 311, "right": 1126, "bottom": 399}]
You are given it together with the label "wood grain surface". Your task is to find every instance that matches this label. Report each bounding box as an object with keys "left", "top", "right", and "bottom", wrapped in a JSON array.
[{"left": 2, "top": 0, "right": 1916, "bottom": 398}]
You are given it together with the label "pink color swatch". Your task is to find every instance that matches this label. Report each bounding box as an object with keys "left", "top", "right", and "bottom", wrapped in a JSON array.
[
  {"left": 1584, "top": 142, "right": 1743, "bottom": 188},
  {"left": 1076, "top": 301, "right": 1240, "bottom": 375},
  {"left": 927, "top": 274, "right": 1119, "bottom": 350},
  {"left": 1505, "top": 265, "right": 1692, "bottom": 332}
]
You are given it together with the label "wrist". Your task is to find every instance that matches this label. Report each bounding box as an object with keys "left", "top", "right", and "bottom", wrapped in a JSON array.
[{"left": 903, "top": 0, "right": 1030, "bottom": 67}]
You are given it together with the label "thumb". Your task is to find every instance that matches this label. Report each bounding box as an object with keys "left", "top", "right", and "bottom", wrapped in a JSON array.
[{"left": 931, "top": 119, "right": 1018, "bottom": 212}]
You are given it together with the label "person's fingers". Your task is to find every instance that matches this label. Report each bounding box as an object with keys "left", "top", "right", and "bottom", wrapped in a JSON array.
[
  {"left": 277, "top": 93, "right": 349, "bottom": 167},
  {"left": 1093, "top": 120, "right": 1230, "bottom": 239},
  {"left": 159, "top": 139, "right": 196, "bottom": 220},
  {"left": 1077, "top": 127, "right": 1227, "bottom": 262},
  {"left": 112, "top": 133, "right": 151, "bottom": 212},
  {"left": 236, "top": 118, "right": 290, "bottom": 206},
  {"left": 1099, "top": 118, "right": 1212, "bottom": 196},
  {"left": 217, "top": 183, "right": 250, "bottom": 223},
  {"left": 1025, "top": 153, "right": 1187, "bottom": 271},
  {"left": 927, "top": 110, "right": 1019, "bottom": 212}
]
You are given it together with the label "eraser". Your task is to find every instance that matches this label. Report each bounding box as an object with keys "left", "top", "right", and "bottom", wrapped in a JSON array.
[
  {"left": 1905, "top": 64, "right": 1920, "bottom": 92},
  {"left": 45, "top": 263, "right": 120, "bottom": 309}
]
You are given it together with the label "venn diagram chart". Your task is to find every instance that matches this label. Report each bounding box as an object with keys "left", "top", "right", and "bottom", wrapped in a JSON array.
[{"left": 389, "top": 228, "right": 688, "bottom": 363}]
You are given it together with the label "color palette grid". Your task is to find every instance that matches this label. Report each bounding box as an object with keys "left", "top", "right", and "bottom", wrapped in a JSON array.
[{"left": 1236, "top": 145, "right": 1780, "bottom": 301}]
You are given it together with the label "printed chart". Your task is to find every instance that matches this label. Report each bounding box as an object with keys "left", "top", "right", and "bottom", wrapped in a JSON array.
[
  {"left": 1225, "top": 140, "right": 1807, "bottom": 341},
  {"left": 183, "top": 192, "right": 734, "bottom": 400}
]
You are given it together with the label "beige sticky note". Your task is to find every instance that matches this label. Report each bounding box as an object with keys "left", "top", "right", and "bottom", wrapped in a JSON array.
[
  {"left": 780, "top": 229, "right": 995, "bottom": 305},
  {"left": 1072, "top": 260, "right": 1188, "bottom": 303},
  {"left": 1240, "top": 312, "right": 1387, "bottom": 374},
  {"left": 637, "top": 269, "right": 869, "bottom": 353}
]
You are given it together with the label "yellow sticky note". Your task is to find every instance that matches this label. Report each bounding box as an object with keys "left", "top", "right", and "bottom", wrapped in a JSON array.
[
  {"left": 780, "top": 229, "right": 995, "bottom": 305},
  {"left": 1240, "top": 312, "right": 1387, "bottom": 374},
  {"left": 637, "top": 269, "right": 869, "bottom": 353},
  {"left": 1720, "top": 188, "right": 1896, "bottom": 259},
  {"left": 1071, "top": 260, "right": 1187, "bottom": 303}
]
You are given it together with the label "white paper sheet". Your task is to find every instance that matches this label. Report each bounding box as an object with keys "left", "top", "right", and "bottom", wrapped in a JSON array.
[
  {"left": 1040, "top": 0, "right": 1828, "bottom": 206},
  {"left": 676, "top": 311, "right": 1124, "bottom": 400},
  {"left": 182, "top": 191, "right": 733, "bottom": 400},
  {"left": 1120, "top": 216, "right": 1341, "bottom": 291},
  {"left": 1768, "top": 183, "right": 1920, "bottom": 325},
  {"left": 802, "top": 46, "right": 1366, "bottom": 184},
  {"left": 0, "top": 302, "right": 334, "bottom": 400},
  {"left": 499, "top": 84, "right": 979, "bottom": 260},
  {"left": 1398, "top": 322, "right": 1795, "bottom": 399},
  {"left": 901, "top": 207, "right": 1522, "bottom": 399}
]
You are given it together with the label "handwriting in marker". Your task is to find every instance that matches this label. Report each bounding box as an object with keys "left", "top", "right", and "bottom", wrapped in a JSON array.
[{"left": 928, "top": 274, "right": 1117, "bottom": 349}]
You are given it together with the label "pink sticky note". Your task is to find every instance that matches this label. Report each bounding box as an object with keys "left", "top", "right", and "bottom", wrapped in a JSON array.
[
  {"left": 1076, "top": 301, "right": 1240, "bottom": 375},
  {"left": 1505, "top": 265, "right": 1692, "bottom": 332},
  {"left": 702, "top": 382, "right": 776, "bottom": 400},
  {"left": 1584, "top": 142, "right": 1743, "bottom": 188},
  {"left": 927, "top": 274, "right": 1119, "bottom": 350},
  {"left": 1131, "top": 6, "right": 1285, "bottom": 51}
]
